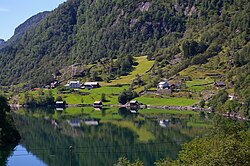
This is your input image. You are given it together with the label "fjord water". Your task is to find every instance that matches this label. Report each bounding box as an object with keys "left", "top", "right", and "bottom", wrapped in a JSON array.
[{"left": 5, "top": 107, "right": 211, "bottom": 166}]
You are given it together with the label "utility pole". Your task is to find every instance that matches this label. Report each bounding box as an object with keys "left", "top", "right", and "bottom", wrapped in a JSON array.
[{"left": 69, "top": 146, "right": 73, "bottom": 166}]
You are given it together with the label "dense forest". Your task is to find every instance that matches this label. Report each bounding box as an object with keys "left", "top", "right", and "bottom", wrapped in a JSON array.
[
  {"left": 0, "top": 0, "right": 248, "bottom": 85},
  {"left": 0, "top": 95, "right": 20, "bottom": 155}
]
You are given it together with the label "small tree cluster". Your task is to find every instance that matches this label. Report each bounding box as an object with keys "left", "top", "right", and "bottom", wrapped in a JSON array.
[{"left": 118, "top": 89, "right": 138, "bottom": 105}]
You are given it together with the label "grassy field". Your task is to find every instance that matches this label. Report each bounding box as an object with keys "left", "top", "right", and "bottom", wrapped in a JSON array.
[
  {"left": 80, "top": 85, "right": 129, "bottom": 95},
  {"left": 62, "top": 85, "right": 129, "bottom": 105},
  {"left": 20, "top": 85, "right": 129, "bottom": 105},
  {"left": 135, "top": 96, "right": 199, "bottom": 106},
  {"left": 103, "top": 56, "right": 154, "bottom": 85},
  {"left": 186, "top": 79, "right": 213, "bottom": 92},
  {"left": 187, "top": 121, "right": 213, "bottom": 128}
]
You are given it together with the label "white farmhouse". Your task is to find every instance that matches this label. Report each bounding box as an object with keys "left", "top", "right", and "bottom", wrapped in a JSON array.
[
  {"left": 157, "top": 81, "right": 169, "bottom": 89},
  {"left": 69, "top": 81, "right": 81, "bottom": 88}
]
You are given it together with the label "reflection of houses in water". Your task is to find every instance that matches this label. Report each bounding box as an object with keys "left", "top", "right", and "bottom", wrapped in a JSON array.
[
  {"left": 84, "top": 119, "right": 100, "bottom": 126},
  {"left": 159, "top": 119, "right": 169, "bottom": 127},
  {"left": 129, "top": 100, "right": 140, "bottom": 109},
  {"left": 94, "top": 107, "right": 102, "bottom": 111},
  {"left": 56, "top": 107, "right": 64, "bottom": 111},
  {"left": 130, "top": 109, "right": 138, "bottom": 114},
  {"left": 93, "top": 101, "right": 103, "bottom": 108},
  {"left": 56, "top": 101, "right": 65, "bottom": 109},
  {"left": 51, "top": 120, "right": 58, "bottom": 126},
  {"left": 68, "top": 118, "right": 81, "bottom": 127}
]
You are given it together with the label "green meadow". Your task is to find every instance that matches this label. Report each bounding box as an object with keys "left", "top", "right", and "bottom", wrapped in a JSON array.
[
  {"left": 103, "top": 56, "right": 154, "bottom": 85},
  {"left": 61, "top": 85, "right": 129, "bottom": 105},
  {"left": 186, "top": 79, "right": 213, "bottom": 92},
  {"left": 135, "top": 96, "right": 199, "bottom": 106}
]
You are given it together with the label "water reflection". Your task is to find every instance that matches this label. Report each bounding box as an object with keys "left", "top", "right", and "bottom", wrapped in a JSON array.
[
  {"left": 6, "top": 107, "right": 211, "bottom": 165},
  {"left": 0, "top": 143, "right": 16, "bottom": 166},
  {"left": 7, "top": 145, "right": 46, "bottom": 166}
]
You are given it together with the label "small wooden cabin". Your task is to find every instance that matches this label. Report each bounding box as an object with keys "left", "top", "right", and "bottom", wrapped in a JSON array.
[{"left": 214, "top": 81, "right": 226, "bottom": 88}]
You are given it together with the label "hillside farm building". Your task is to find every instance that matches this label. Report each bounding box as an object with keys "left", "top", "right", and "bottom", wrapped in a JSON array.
[
  {"left": 157, "top": 81, "right": 169, "bottom": 90},
  {"left": 68, "top": 81, "right": 81, "bottom": 88},
  {"left": 214, "top": 81, "right": 226, "bottom": 88},
  {"left": 84, "top": 82, "right": 100, "bottom": 89}
]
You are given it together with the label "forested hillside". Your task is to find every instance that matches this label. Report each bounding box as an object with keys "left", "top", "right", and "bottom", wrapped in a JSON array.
[
  {"left": 0, "top": 0, "right": 249, "bottom": 89},
  {"left": 0, "top": 11, "right": 50, "bottom": 50}
]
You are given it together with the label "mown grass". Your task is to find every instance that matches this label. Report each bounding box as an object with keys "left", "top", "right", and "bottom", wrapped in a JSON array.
[
  {"left": 186, "top": 79, "right": 213, "bottom": 92},
  {"left": 103, "top": 56, "right": 154, "bottom": 85},
  {"left": 187, "top": 121, "right": 213, "bottom": 128},
  {"left": 135, "top": 96, "right": 199, "bottom": 106},
  {"left": 80, "top": 85, "right": 129, "bottom": 95},
  {"left": 62, "top": 85, "right": 129, "bottom": 105},
  {"left": 20, "top": 85, "right": 129, "bottom": 105}
]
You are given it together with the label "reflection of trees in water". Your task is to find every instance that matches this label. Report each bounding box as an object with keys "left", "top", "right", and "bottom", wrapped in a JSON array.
[
  {"left": 0, "top": 113, "right": 20, "bottom": 166},
  {"left": 0, "top": 144, "right": 16, "bottom": 166},
  {"left": 12, "top": 109, "right": 209, "bottom": 166}
]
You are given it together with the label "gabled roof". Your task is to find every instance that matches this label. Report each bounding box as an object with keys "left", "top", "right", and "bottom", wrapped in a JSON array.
[
  {"left": 159, "top": 81, "right": 168, "bottom": 85},
  {"left": 84, "top": 82, "right": 99, "bottom": 86},
  {"left": 69, "top": 81, "right": 80, "bottom": 84},
  {"left": 215, "top": 81, "right": 226, "bottom": 86},
  {"left": 94, "top": 101, "right": 102, "bottom": 104},
  {"left": 130, "top": 100, "right": 138, "bottom": 104}
]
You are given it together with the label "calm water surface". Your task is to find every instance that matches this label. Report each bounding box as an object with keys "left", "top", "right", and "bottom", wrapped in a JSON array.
[
  {"left": 3, "top": 107, "right": 212, "bottom": 166},
  {"left": 7, "top": 145, "right": 46, "bottom": 166}
]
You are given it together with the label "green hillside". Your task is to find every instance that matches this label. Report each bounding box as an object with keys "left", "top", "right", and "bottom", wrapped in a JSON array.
[
  {"left": 0, "top": 0, "right": 249, "bottom": 116},
  {"left": 0, "top": 0, "right": 248, "bottom": 85}
]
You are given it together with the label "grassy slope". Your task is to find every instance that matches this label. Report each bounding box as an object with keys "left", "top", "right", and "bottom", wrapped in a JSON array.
[
  {"left": 186, "top": 79, "right": 213, "bottom": 92},
  {"left": 103, "top": 56, "right": 154, "bottom": 86}
]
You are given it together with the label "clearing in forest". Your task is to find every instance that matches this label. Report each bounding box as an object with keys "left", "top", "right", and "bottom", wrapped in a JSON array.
[{"left": 102, "top": 56, "right": 154, "bottom": 86}]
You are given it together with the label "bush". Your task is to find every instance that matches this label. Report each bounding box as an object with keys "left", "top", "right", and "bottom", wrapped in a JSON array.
[{"left": 118, "top": 89, "right": 138, "bottom": 104}]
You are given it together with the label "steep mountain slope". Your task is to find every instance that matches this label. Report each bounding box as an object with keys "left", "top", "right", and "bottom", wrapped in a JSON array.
[
  {"left": 0, "top": 39, "right": 4, "bottom": 45},
  {"left": 0, "top": 11, "right": 50, "bottom": 50},
  {"left": 0, "top": 0, "right": 249, "bottom": 88}
]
